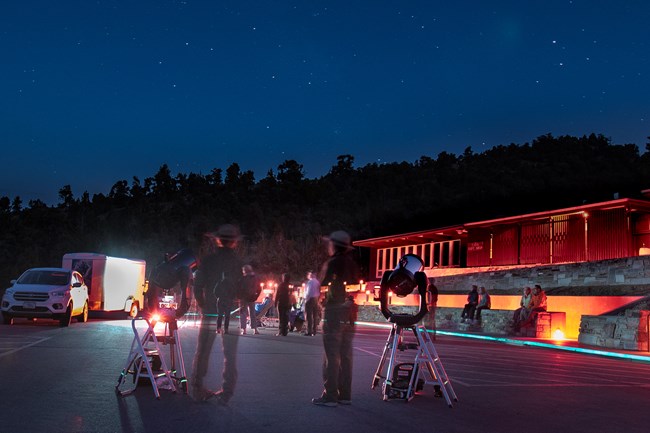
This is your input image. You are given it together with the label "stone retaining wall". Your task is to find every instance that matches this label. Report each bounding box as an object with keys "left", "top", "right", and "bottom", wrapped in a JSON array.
[
  {"left": 358, "top": 305, "right": 516, "bottom": 335},
  {"left": 517, "top": 311, "right": 567, "bottom": 338},
  {"left": 357, "top": 305, "right": 567, "bottom": 339},
  {"left": 357, "top": 305, "right": 416, "bottom": 323},
  {"left": 481, "top": 310, "right": 515, "bottom": 335},
  {"left": 437, "top": 308, "right": 516, "bottom": 335},
  {"left": 427, "top": 256, "right": 650, "bottom": 293},
  {"left": 357, "top": 304, "right": 650, "bottom": 352},
  {"left": 435, "top": 307, "right": 463, "bottom": 331},
  {"left": 578, "top": 310, "right": 650, "bottom": 351}
]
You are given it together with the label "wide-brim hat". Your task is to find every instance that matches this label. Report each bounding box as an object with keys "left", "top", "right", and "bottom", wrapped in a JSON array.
[
  {"left": 212, "top": 224, "right": 242, "bottom": 241},
  {"left": 323, "top": 230, "right": 353, "bottom": 250}
]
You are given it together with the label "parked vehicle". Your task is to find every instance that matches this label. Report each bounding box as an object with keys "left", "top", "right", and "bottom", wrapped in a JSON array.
[
  {"left": 1, "top": 268, "right": 89, "bottom": 326},
  {"left": 62, "top": 253, "right": 147, "bottom": 317}
]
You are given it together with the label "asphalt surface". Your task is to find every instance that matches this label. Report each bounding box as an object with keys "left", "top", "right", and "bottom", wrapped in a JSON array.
[{"left": 1, "top": 315, "right": 650, "bottom": 433}]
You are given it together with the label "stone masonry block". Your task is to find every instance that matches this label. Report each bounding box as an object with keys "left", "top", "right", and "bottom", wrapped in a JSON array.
[
  {"left": 623, "top": 341, "right": 640, "bottom": 350},
  {"left": 619, "top": 332, "right": 637, "bottom": 342},
  {"left": 603, "top": 323, "right": 616, "bottom": 338},
  {"left": 578, "top": 334, "right": 599, "bottom": 345}
]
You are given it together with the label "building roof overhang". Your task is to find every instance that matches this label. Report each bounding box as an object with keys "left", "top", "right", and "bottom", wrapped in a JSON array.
[
  {"left": 353, "top": 225, "right": 466, "bottom": 248},
  {"left": 353, "top": 198, "right": 650, "bottom": 248},
  {"left": 464, "top": 198, "right": 650, "bottom": 229}
]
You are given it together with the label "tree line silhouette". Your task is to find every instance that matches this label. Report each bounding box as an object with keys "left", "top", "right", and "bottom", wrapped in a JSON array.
[{"left": 1, "top": 133, "right": 649, "bottom": 286}]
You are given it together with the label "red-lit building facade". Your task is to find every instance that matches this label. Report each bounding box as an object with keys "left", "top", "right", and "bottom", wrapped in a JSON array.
[{"left": 354, "top": 197, "right": 650, "bottom": 281}]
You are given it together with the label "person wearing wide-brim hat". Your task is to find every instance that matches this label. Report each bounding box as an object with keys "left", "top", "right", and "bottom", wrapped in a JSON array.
[
  {"left": 208, "top": 224, "right": 242, "bottom": 244},
  {"left": 322, "top": 230, "right": 354, "bottom": 253},
  {"left": 312, "top": 230, "right": 360, "bottom": 407},
  {"left": 191, "top": 224, "right": 243, "bottom": 404}
]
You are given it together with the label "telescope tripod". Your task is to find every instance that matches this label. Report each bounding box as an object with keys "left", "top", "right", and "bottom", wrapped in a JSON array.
[
  {"left": 115, "top": 315, "right": 188, "bottom": 399},
  {"left": 372, "top": 323, "right": 457, "bottom": 407}
]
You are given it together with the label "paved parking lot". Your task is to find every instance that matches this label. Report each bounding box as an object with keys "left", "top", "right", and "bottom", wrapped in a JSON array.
[{"left": 1, "top": 317, "right": 650, "bottom": 433}]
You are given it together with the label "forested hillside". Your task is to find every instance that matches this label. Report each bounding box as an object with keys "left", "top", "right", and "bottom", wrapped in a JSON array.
[{"left": 1, "top": 133, "right": 649, "bottom": 284}]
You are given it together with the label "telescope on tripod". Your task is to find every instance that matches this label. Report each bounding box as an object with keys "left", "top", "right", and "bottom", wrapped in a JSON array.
[
  {"left": 115, "top": 249, "right": 196, "bottom": 399},
  {"left": 371, "top": 254, "right": 457, "bottom": 406},
  {"left": 115, "top": 307, "right": 189, "bottom": 399}
]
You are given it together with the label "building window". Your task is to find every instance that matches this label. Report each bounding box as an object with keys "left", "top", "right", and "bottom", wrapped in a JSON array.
[{"left": 375, "top": 239, "right": 461, "bottom": 278}]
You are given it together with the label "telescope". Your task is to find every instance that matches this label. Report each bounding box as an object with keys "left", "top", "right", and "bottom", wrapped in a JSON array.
[
  {"left": 147, "top": 248, "right": 196, "bottom": 318},
  {"left": 372, "top": 253, "right": 458, "bottom": 405},
  {"left": 379, "top": 254, "right": 428, "bottom": 327}
]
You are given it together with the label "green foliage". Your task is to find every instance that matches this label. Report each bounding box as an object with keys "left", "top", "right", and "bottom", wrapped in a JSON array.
[{"left": 1, "top": 133, "right": 649, "bottom": 285}]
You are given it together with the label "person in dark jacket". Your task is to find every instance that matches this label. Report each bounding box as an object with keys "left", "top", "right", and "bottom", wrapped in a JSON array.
[
  {"left": 216, "top": 276, "right": 236, "bottom": 334},
  {"left": 312, "top": 230, "right": 360, "bottom": 407},
  {"left": 239, "top": 264, "right": 261, "bottom": 335},
  {"left": 190, "top": 224, "right": 243, "bottom": 404},
  {"left": 460, "top": 285, "right": 479, "bottom": 323},
  {"left": 426, "top": 277, "right": 439, "bottom": 338},
  {"left": 275, "top": 273, "right": 292, "bottom": 336}
]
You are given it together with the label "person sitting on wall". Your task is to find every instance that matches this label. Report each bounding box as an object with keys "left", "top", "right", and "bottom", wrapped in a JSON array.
[
  {"left": 460, "top": 285, "right": 479, "bottom": 323},
  {"left": 474, "top": 286, "right": 491, "bottom": 323},
  {"left": 512, "top": 287, "right": 533, "bottom": 331},
  {"left": 519, "top": 284, "right": 547, "bottom": 328}
]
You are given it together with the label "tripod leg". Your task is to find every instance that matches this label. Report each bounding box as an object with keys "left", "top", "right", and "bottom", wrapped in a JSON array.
[
  {"left": 382, "top": 326, "right": 401, "bottom": 401},
  {"left": 405, "top": 327, "right": 422, "bottom": 401},
  {"left": 173, "top": 328, "right": 188, "bottom": 393},
  {"left": 371, "top": 325, "right": 396, "bottom": 389}
]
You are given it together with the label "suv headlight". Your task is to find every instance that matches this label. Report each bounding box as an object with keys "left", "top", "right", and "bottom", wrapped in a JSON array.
[
  {"left": 4, "top": 289, "right": 14, "bottom": 296},
  {"left": 51, "top": 290, "right": 70, "bottom": 298}
]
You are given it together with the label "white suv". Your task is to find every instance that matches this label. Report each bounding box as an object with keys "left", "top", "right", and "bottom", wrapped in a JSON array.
[{"left": 1, "top": 268, "right": 89, "bottom": 326}]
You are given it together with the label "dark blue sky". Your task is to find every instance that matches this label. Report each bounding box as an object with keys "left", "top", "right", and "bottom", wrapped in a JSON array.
[{"left": 1, "top": 0, "right": 649, "bottom": 205}]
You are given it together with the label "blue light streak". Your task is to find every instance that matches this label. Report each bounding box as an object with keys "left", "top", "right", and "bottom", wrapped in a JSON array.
[{"left": 355, "top": 321, "right": 650, "bottom": 363}]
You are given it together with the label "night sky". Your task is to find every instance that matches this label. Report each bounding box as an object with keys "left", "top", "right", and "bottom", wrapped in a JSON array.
[{"left": 1, "top": 0, "right": 649, "bottom": 205}]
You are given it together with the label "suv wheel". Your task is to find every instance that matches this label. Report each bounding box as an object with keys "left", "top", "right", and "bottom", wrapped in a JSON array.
[
  {"left": 2, "top": 314, "right": 13, "bottom": 325},
  {"left": 59, "top": 304, "right": 73, "bottom": 327}
]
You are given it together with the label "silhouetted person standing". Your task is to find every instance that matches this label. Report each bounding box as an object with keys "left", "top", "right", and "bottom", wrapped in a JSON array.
[
  {"left": 240, "top": 264, "right": 261, "bottom": 335},
  {"left": 191, "top": 224, "right": 243, "bottom": 404},
  {"left": 426, "top": 277, "right": 438, "bottom": 338},
  {"left": 304, "top": 271, "right": 321, "bottom": 336},
  {"left": 275, "top": 273, "right": 292, "bottom": 336},
  {"left": 312, "top": 230, "right": 360, "bottom": 407}
]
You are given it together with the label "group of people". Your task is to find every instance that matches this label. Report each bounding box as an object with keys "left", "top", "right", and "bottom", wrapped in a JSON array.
[
  {"left": 460, "top": 285, "right": 491, "bottom": 324},
  {"left": 188, "top": 224, "right": 360, "bottom": 408},
  {"left": 512, "top": 284, "right": 547, "bottom": 331},
  {"left": 459, "top": 283, "right": 547, "bottom": 330},
  {"left": 273, "top": 271, "right": 323, "bottom": 337},
  {"left": 149, "top": 224, "right": 553, "bottom": 408},
  {"left": 189, "top": 253, "right": 322, "bottom": 340}
]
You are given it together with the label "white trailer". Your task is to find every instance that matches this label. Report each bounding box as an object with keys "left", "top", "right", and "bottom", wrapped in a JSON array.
[{"left": 62, "top": 253, "right": 147, "bottom": 317}]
